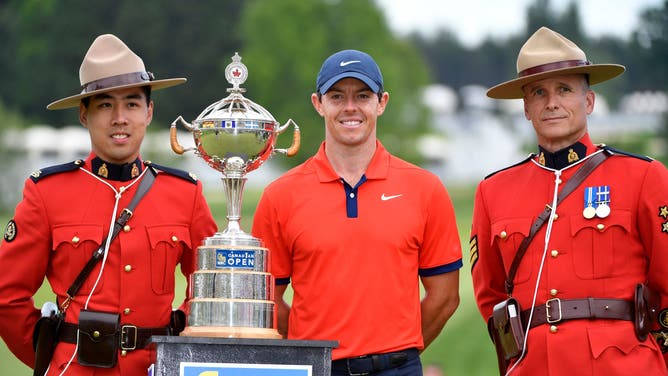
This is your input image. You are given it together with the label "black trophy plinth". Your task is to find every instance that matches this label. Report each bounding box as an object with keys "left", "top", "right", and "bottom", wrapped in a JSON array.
[{"left": 149, "top": 336, "right": 337, "bottom": 376}]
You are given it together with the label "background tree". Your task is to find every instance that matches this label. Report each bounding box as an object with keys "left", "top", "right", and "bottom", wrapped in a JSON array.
[
  {"left": 0, "top": 0, "right": 244, "bottom": 127},
  {"left": 634, "top": 0, "right": 668, "bottom": 162},
  {"left": 526, "top": 0, "right": 558, "bottom": 37},
  {"left": 632, "top": 0, "right": 668, "bottom": 89}
]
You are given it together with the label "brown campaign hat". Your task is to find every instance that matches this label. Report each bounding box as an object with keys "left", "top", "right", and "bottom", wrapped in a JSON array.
[
  {"left": 47, "top": 34, "right": 186, "bottom": 110},
  {"left": 487, "top": 27, "right": 625, "bottom": 99}
]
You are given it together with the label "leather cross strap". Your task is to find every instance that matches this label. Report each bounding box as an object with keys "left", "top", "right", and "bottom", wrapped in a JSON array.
[
  {"left": 521, "top": 298, "right": 633, "bottom": 329},
  {"left": 62, "top": 167, "right": 157, "bottom": 310},
  {"left": 504, "top": 150, "right": 610, "bottom": 295}
]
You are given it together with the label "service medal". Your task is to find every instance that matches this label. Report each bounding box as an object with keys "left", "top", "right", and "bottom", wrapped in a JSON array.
[
  {"left": 594, "top": 185, "right": 611, "bottom": 218},
  {"left": 583, "top": 206, "right": 596, "bottom": 219},
  {"left": 595, "top": 203, "right": 610, "bottom": 218},
  {"left": 583, "top": 187, "right": 596, "bottom": 219}
]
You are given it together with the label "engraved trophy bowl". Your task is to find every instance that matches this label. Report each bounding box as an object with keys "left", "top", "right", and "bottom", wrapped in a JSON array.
[{"left": 170, "top": 52, "right": 299, "bottom": 338}]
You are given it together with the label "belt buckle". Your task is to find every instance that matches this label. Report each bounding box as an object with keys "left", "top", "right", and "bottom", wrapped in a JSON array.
[
  {"left": 346, "top": 356, "right": 370, "bottom": 376},
  {"left": 546, "top": 298, "right": 563, "bottom": 324},
  {"left": 120, "top": 325, "right": 138, "bottom": 351}
]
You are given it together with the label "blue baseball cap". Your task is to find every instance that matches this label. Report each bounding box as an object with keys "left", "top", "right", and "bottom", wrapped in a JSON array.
[{"left": 316, "top": 49, "right": 384, "bottom": 94}]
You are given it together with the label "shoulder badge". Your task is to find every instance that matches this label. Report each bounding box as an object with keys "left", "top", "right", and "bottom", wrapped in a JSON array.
[
  {"left": 3, "top": 219, "right": 17, "bottom": 242},
  {"left": 144, "top": 161, "right": 198, "bottom": 184},
  {"left": 599, "top": 144, "right": 653, "bottom": 162},
  {"left": 30, "top": 159, "right": 84, "bottom": 183},
  {"left": 484, "top": 154, "right": 534, "bottom": 180}
]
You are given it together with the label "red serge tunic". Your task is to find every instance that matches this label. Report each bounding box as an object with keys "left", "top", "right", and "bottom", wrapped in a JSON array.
[
  {"left": 471, "top": 134, "right": 668, "bottom": 375},
  {"left": 0, "top": 154, "right": 217, "bottom": 375},
  {"left": 252, "top": 141, "right": 463, "bottom": 360}
]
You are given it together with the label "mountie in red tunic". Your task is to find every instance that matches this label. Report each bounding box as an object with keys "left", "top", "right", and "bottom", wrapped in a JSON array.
[
  {"left": 0, "top": 153, "right": 217, "bottom": 375},
  {"left": 471, "top": 134, "right": 668, "bottom": 375}
]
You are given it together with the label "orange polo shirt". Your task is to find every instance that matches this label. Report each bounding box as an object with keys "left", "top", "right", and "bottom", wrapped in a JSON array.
[{"left": 252, "top": 141, "right": 462, "bottom": 360}]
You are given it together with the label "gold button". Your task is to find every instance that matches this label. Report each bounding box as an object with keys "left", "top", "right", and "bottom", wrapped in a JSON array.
[
  {"left": 123, "top": 308, "right": 131, "bottom": 315},
  {"left": 550, "top": 289, "right": 558, "bottom": 296},
  {"left": 171, "top": 235, "right": 178, "bottom": 242},
  {"left": 72, "top": 236, "right": 80, "bottom": 244},
  {"left": 551, "top": 250, "right": 559, "bottom": 258},
  {"left": 553, "top": 213, "right": 558, "bottom": 220},
  {"left": 124, "top": 265, "right": 132, "bottom": 272},
  {"left": 556, "top": 178, "right": 562, "bottom": 185},
  {"left": 121, "top": 350, "right": 127, "bottom": 357},
  {"left": 93, "top": 330, "right": 100, "bottom": 338},
  {"left": 123, "top": 225, "right": 131, "bottom": 232},
  {"left": 596, "top": 223, "right": 605, "bottom": 231},
  {"left": 550, "top": 325, "right": 558, "bottom": 333},
  {"left": 499, "top": 231, "right": 507, "bottom": 239}
]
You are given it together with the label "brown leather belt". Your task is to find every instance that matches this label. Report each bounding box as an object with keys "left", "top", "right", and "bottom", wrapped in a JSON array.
[
  {"left": 58, "top": 322, "right": 170, "bottom": 350},
  {"left": 521, "top": 298, "right": 633, "bottom": 329}
]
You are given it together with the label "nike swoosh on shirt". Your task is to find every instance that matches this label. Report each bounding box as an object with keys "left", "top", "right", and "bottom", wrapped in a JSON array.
[
  {"left": 340, "top": 60, "right": 361, "bottom": 66},
  {"left": 381, "top": 193, "right": 403, "bottom": 201}
]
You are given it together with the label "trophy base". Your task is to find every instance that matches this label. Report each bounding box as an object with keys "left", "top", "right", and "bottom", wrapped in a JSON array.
[{"left": 180, "top": 326, "right": 282, "bottom": 339}]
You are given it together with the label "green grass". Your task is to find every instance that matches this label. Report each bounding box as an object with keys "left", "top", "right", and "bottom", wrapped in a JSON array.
[
  {"left": 419, "top": 185, "right": 497, "bottom": 375},
  {"left": 0, "top": 184, "right": 497, "bottom": 375}
]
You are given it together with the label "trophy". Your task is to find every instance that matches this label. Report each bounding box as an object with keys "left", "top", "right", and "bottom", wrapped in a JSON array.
[{"left": 170, "top": 53, "right": 299, "bottom": 338}]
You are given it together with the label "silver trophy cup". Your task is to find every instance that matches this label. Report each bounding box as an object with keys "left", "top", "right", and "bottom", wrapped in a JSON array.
[{"left": 170, "top": 53, "right": 299, "bottom": 338}]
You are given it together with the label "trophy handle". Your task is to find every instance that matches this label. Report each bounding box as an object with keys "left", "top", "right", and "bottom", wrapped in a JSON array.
[
  {"left": 274, "top": 119, "right": 300, "bottom": 157},
  {"left": 170, "top": 116, "right": 196, "bottom": 155}
]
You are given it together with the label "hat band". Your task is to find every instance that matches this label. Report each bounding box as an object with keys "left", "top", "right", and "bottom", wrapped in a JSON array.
[
  {"left": 81, "top": 71, "right": 155, "bottom": 93},
  {"left": 518, "top": 59, "right": 591, "bottom": 77}
]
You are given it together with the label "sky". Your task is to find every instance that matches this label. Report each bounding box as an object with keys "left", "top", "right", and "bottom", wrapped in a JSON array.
[{"left": 375, "top": 0, "right": 663, "bottom": 47}]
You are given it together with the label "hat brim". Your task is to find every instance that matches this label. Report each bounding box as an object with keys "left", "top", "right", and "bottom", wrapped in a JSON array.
[
  {"left": 318, "top": 72, "right": 381, "bottom": 94},
  {"left": 46, "top": 78, "right": 187, "bottom": 110},
  {"left": 486, "top": 64, "right": 625, "bottom": 99}
]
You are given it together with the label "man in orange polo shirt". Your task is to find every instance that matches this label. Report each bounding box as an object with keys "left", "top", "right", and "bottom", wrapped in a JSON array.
[{"left": 252, "top": 49, "right": 462, "bottom": 375}]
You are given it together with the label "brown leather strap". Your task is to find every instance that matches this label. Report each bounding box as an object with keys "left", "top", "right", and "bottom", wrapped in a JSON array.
[
  {"left": 521, "top": 298, "right": 633, "bottom": 329},
  {"left": 505, "top": 150, "right": 610, "bottom": 294},
  {"left": 519, "top": 59, "right": 591, "bottom": 77},
  {"left": 58, "top": 321, "right": 170, "bottom": 350}
]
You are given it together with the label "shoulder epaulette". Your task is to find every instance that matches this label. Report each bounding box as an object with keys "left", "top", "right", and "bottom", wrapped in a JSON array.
[
  {"left": 29, "top": 159, "right": 84, "bottom": 183},
  {"left": 144, "top": 161, "right": 198, "bottom": 184},
  {"left": 600, "top": 144, "right": 653, "bottom": 162},
  {"left": 484, "top": 154, "right": 534, "bottom": 180}
]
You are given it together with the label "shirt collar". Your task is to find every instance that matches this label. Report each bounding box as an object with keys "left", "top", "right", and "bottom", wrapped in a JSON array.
[
  {"left": 536, "top": 134, "right": 598, "bottom": 170},
  {"left": 88, "top": 154, "right": 143, "bottom": 181},
  {"left": 312, "top": 140, "right": 390, "bottom": 182}
]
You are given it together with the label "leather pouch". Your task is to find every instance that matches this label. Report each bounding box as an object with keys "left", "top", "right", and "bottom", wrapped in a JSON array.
[
  {"left": 490, "top": 297, "right": 525, "bottom": 360},
  {"left": 170, "top": 309, "right": 186, "bottom": 335},
  {"left": 32, "top": 307, "right": 65, "bottom": 376},
  {"left": 635, "top": 283, "right": 659, "bottom": 341},
  {"left": 77, "top": 310, "right": 119, "bottom": 368}
]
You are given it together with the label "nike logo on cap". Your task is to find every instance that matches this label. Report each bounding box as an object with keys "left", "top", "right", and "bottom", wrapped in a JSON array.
[
  {"left": 340, "top": 60, "right": 361, "bottom": 67},
  {"left": 381, "top": 193, "right": 403, "bottom": 201}
]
